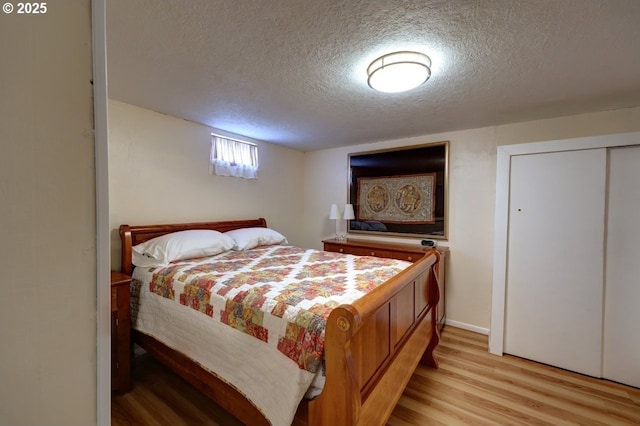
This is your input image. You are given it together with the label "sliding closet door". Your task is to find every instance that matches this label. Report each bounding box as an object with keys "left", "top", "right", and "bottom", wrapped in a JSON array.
[
  {"left": 603, "top": 145, "right": 640, "bottom": 388},
  {"left": 504, "top": 149, "right": 606, "bottom": 377}
]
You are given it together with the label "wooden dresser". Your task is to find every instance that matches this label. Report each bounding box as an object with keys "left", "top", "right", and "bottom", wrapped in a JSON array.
[
  {"left": 111, "top": 270, "right": 132, "bottom": 393},
  {"left": 323, "top": 238, "right": 448, "bottom": 331}
]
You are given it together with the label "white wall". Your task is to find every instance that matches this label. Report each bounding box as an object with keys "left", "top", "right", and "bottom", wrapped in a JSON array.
[
  {"left": 303, "top": 106, "right": 640, "bottom": 331},
  {"left": 0, "top": 2, "right": 97, "bottom": 425},
  {"left": 108, "top": 100, "right": 306, "bottom": 269}
]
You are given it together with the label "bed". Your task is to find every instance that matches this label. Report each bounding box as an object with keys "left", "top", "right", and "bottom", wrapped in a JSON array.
[{"left": 119, "top": 218, "right": 440, "bottom": 426}]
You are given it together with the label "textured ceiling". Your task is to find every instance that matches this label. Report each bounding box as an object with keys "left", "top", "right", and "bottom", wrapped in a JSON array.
[{"left": 107, "top": 0, "right": 640, "bottom": 152}]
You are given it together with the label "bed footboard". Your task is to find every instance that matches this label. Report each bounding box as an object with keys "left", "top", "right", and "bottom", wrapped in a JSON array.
[{"left": 308, "top": 251, "right": 440, "bottom": 426}]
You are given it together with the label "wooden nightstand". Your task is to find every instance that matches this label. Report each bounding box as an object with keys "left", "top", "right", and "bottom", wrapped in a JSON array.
[
  {"left": 323, "top": 238, "right": 449, "bottom": 331},
  {"left": 111, "top": 270, "right": 132, "bottom": 393}
]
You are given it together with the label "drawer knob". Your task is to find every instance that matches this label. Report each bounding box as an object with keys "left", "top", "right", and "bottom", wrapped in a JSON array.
[
  {"left": 371, "top": 251, "right": 375, "bottom": 256},
  {"left": 408, "top": 256, "right": 413, "bottom": 261},
  {"left": 339, "top": 248, "right": 344, "bottom": 253}
]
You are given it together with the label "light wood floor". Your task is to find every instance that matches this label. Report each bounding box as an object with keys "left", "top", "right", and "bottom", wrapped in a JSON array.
[{"left": 112, "top": 326, "right": 640, "bottom": 425}]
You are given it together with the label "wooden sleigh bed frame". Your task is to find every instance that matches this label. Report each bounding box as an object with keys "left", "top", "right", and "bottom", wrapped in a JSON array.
[{"left": 120, "top": 218, "right": 440, "bottom": 426}]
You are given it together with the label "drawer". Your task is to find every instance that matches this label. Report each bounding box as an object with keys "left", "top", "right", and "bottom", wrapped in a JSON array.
[
  {"left": 349, "top": 247, "right": 393, "bottom": 258},
  {"left": 324, "top": 243, "right": 348, "bottom": 254},
  {"left": 325, "top": 244, "right": 377, "bottom": 257},
  {"left": 323, "top": 240, "right": 428, "bottom": 263},
  {"left": 390, "top": 251, "right": 423, "bottom": 262}
]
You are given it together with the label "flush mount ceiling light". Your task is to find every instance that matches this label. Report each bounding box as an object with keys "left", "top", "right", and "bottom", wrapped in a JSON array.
[{"left": 367, "top": 51, "right": 431, "bottom": 93}]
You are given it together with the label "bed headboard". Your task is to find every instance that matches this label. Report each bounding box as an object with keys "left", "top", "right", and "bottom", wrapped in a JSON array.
[{"left": 119, "top": 218, "right": 268, "bottom": 275}]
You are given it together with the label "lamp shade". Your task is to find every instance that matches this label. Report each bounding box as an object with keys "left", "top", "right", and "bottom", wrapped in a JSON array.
[
  {"left": 367, "top": 51, "right": 431, "bottom": 93},
  {"left": 329, "top": 203, "right": 341, "bottom": 220},
  {"left": 343, "top": 204, "right": 355, "bottom": 220}
]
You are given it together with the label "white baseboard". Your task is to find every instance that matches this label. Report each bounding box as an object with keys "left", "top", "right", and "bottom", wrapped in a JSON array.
[{"left": 445, "top": 319, "right": 490, "bottom": 335}]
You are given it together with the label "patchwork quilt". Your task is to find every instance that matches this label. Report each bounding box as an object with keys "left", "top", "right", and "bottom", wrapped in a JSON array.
[{"left": 146, "top": 245, "right": 409, "bottom": 373}]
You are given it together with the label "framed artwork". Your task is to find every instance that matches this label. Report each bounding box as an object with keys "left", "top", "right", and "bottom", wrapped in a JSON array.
[
  {"left": 357, "top": 173, "right": 436, "bottom": 224},
  {"left": 348, "top": 141, "right": 449, "bottom": 239}
]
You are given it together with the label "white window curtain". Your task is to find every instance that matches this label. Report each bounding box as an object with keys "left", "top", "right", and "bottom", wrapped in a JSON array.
[{"left": 210, "top": 134, "right": 259, "bottom": 179}]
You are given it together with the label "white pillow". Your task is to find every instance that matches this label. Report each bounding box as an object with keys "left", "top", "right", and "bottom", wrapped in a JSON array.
[
  {"left": 225, "top": 227, "right": 288, "bottom": 251},
  {"left": 132, "top": 229, "right": 236, "bottom": 267}
]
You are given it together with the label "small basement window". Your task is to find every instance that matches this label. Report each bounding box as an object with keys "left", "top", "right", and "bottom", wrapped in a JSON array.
[{"left": 210, "top": 133, "right": 259, "bottom": 179}]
